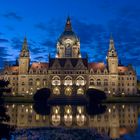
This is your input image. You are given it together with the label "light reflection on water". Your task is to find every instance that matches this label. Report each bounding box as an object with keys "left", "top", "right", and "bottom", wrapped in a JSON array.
[{"left": 4, "top": 103, "right": 140, "bottom": 140}]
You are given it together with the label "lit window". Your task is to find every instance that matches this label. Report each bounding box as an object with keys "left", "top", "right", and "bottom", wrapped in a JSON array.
[
  {"left": 64, "top": 76, "right": 72, "bottom": 86},
  {"left": 76, "top": 76, "right": 85, "bottom": 86},
  {"left": 77, "top": 88, "right": 84, "bottom": 95},
  {"left": 53, "top": 87, "right": 60, "bottom": 95},
  {"left": 52, "top": 76, "right": 61, "bottom": 86},
  {"left": 65, "top": 87, "right": 72, "bottom": 96},
  {"left": 35, "top": 114, "right": 40, "bottom": 121},
  {"left": 97, "top": 79, "right": 101, "bottom": 86}
]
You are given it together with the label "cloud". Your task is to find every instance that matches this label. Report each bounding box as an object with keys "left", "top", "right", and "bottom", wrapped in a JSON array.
[
  {"left": 0, "top": 38, "right": 9, "bottom": 43},
  {"left": 35, "top": 22, "right": 48, "bottom": 31},
  {"left": 3, "top": 12, "right": 23, "bottom": 21},
  {"left": 0, "top": 46, "right": 10, "bottom": 67},
  {"left": 11, "top": 37, "right": 22, "bottom": 50},
  {"left": 5, "top": 25, "right": 15, "bottom": 31},
  {"left": 41, "top": 39, "right": 55, "bottom": 47}
]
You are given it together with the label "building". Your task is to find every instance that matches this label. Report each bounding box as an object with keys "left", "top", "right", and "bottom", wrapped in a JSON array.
[{"left": 1, "top": 17, "right": 137, "bottom": 96}]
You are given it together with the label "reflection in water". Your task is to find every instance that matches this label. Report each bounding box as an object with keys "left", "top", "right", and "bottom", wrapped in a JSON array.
[{"left": 5, "top": 103, "right": 138, "bottom": 139}]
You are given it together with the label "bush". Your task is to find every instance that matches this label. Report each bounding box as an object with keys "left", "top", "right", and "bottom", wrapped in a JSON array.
[
  {"left": 33, "top": 88, "right": 51, "bottom": 102},
  {"left": 86, "top": 88, "right": 106, "bottom": 104}
]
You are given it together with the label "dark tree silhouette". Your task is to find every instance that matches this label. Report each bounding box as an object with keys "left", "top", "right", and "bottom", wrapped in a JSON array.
[
  {"left": 33, "top": 88, "right": 51, "bottom": 102},
  {"left": 0, "top": 80, "right": 15, "bottom": 139},
  {"left": 86, "top": 88, "right": 107, "bottom": 104},
  {"left": 33, "top": 88, "right": 51, "bottom": 116},
  {"left": 86, "top": 88, "right": 107, "bottom": 116}
]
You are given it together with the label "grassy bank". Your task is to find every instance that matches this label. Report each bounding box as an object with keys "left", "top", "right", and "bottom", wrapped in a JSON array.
[
  {"left": 3, "top": 96, "right": 34, "bottom": 103},
  {"left": 103, "top": 96, "right": 140, "bottom": 103},
  {"left": 3, "top": 96, "right": 140, "bottom": 103}
]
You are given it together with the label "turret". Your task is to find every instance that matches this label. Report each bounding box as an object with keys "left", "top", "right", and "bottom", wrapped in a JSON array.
[
  {"left": 107, "top": 35, "right": 118, "bottom": 74},
  {"left": 19, "top": 37, "right": 30, "bottom": 74}
]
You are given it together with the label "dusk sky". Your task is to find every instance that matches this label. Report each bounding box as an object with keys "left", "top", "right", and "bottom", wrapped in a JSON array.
[{"left": 0, "top": 0, "right": 140, "bottom": 76}]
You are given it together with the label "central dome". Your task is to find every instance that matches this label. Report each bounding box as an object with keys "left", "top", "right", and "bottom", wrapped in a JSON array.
[
  {"left": 58, "top": 17, "right": 79, "bottom": 44},
  {"left": 56, "top": 17, "right": 81, "bottom": 58}
]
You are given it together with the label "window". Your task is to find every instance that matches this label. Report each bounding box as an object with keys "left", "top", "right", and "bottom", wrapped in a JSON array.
[
  {"left": 43, "top": 79, "right": 47, "bottom": 86},
  {"left": 64, "top": 76, "right": 72, "bottom": 86},
  {"left": 112, "top": 82, "right": 115, "bottom": 86},
  {"left": 52, "top": 76, "right": 61, "bottom": 86},
  {"left": 36, "top": 78, "right": 40, "bottom": 86},
  {"left": 35, "top": 114, "right": 40, "bottom": 121},
  {"left": 76, "top": 76, "right": 85, "bottom": 86},
  {"left": 29, "top": 79, "right": 33, "bottom": 86},
  {"left": 104, "top": 79, "right": 108, "bottom": 86},
  {"left": 77, "top": 88, "right": 84, "bottom": 95},
  {"left": 104, "top": 88, "right": 108, "bottom": 92},
  {"left": 97, "top": 79, "right": 101, "bottom": 86},
  {"left": 65, "top": 87, "right": 72, "bottom": 96},
  {"left": 65, "top": 43, "right": 72, "bottom": 57},
  {"left": 89, "top": 79, "right": 94, "bottom": 86},
  {"left": 22, "top": 82, "right": 25, "bottom": 86},
  {"left": 53, "top": 87, "right": 60, "bottom": 95}
]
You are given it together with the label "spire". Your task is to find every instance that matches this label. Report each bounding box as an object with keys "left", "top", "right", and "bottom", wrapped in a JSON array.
[
  {"left": 20, "top": 37, "right": 29, "bottom": 57},
  {"left": 65, "top": 16, "right": 72, "bottom": 31},
  {"left": 108, "top": 34, "right": 117, "bottom": 57},
  {"left": 22, "top": 37, "right": 28, "bottom": 51},
  {"left": 109, "top": 34, "right": 115, "bottom": 51}
]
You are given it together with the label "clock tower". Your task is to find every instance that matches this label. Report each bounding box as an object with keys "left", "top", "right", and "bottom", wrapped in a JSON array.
[{"left": 19, "top": 37, "right": 30, "bottom": 74}]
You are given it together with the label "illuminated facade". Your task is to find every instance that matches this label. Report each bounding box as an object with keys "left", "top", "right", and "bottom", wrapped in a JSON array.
[
  {"left": 1, "top": 17, "right": 137, "bottom": 96},
  {"left": 6, "top": 104, "right": 138, "bottom": 139}
]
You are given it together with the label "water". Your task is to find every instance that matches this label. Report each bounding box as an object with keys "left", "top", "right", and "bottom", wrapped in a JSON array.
[{"left": 1, "top": 103, "right": 140, "bottom": 140}]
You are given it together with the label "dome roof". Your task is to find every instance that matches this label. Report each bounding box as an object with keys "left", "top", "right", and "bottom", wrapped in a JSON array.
[{"left": 58, "top": 17, "right": 79, "bottom": 43}]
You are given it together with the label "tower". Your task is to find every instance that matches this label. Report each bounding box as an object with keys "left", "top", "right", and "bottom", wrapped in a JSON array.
[
  {"left": 107, "top": 36, "right": 118, "bottom": 74},
  {"left": 56, "top": 17, "right": 81, "bottom": 58},
  {"left": 19, "top": 37, "right": 30, "bottom": 74}
]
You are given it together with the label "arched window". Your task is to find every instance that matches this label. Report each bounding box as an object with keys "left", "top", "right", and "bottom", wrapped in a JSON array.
[
  {"left": 29, "top": 78, "right": 33, "bottom": 86},
  {"left": 36, "top": 78, "right": 40, "bottom": 86},
  {"left": 51, "top": 106, "right": 60, "bottom": 126},
  {"left": 64, "top": 105, "right": 72, "bottom": 126},
  {"left": 64, "top": 76, "right": 72, "bottom": 86},
  {"left": 77, "top": 88, "right": 84, "bottom": 95},
  {"left": 104, "top": 79, "right": 108, "bottom": 86},
  {"left": 53, "top": 87, "right": 60, "bottom": 95},
  {"left": 89, "top": 78, "right": 95, "bottom": 86},
  {"left": 65, "top": 43, "right": 72, "bottom": 57},
  {"left": 104, "top": 88, "right": 108, "bottom": 92},
  {"left": 65, "top": 87, "right": 72, "bottom": 96},
  {"left": 76, "top": 76, "right": 85, "bottom": 86},
  {"left": 52, "top": 76, "right": 61, "bottom": 86},
  {"left": 97, "top": 79, "right": 101, "bottom": 86},
  {"left": 43, "top": 79, "right": 47, "bottom": 86}
]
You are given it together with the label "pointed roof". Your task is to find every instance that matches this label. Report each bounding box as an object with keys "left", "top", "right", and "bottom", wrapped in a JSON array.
[
  {"left": 58, "top": 17, "right": 79, "bottom": 42},
  {"left": 109, "top": 34, "right": 115, "bottom": 51},
  {"left": 22, "top": 37, "right": 28, "bottom": 51},
  {"left": 65, "top": 16, "right": 72, "bottom": 31}
]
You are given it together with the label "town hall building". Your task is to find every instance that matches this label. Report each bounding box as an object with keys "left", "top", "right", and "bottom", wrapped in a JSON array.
[{"left": 1, "top": 17, "right": 137, "bottom": 96}]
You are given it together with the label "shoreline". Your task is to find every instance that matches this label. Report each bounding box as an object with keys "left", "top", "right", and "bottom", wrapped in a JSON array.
[{"left": 2, "top": 96, "right": 140, "bottom": 104}]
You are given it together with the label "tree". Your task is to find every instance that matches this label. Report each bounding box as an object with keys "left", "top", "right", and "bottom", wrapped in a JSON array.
[
  {"left": 0, "top": 80, "right": 14, "bottom": 139},
  {"left": 86, "top": 88, "right": 106, "bottom": 104},
  {"left": 33, "top": 88, "right": 51, "bottom": 102}
]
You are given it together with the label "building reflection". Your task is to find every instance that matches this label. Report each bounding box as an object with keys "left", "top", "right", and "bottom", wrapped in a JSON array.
[{"left": 5, "top": 104, "right": 138, "bottom": 139}]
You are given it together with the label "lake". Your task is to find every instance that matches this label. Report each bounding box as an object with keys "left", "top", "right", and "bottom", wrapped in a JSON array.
[{"left": 1, "top": 103, "right": 140, "bottom": 140}]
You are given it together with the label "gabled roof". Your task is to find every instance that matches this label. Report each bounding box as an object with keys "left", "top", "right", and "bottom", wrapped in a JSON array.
[
  {"left": 30, "top": 62, "right": 49, "bottom": 70},
  {"left": 4, "top": 66, "right": 19, "bottom": 74},
  {"left": 118, "top": 66, "right": 129, "bottom": 73},
  {"left": 89, "top": 62, "right": 106, "bottom": 71},
  {"left": 49, "top": 58, "right": 88, "bottom": 69}
]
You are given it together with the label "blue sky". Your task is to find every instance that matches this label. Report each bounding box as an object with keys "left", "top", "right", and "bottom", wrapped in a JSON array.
[{"left": 0, "top": 0, "right": 140, "bottom": 76}]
